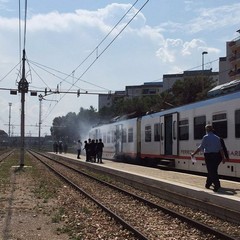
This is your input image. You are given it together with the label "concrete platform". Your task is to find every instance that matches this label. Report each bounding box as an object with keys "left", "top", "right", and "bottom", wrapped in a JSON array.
[{"left": 51, "top": 152, "right": 240, "bottom": 224}]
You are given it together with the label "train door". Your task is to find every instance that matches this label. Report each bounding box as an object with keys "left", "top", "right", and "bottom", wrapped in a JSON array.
[
  {"left": 115, "top": 124, "right": 123, "bottom": 155},
  {"left": 160, "top": 113, "right": 179, "bottom": 156},
  {"left": 136, "top": 117, "right": 142, "bottom": 158}
]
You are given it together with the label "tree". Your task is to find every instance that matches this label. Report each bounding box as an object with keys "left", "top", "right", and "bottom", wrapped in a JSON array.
[
  {"left": 171, "top": 75, "right": 215, "bottom": 106},
  {"left": 51, "top": 75, "right": 216, "bottom": 142},
  {"left": 51, "top": 106, "right": 99, "bottom": 143}
]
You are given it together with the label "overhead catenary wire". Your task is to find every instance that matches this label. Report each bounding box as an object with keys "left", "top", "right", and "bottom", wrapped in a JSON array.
[
  {"left": 4, "top": 0, "right": 230, "bottom": 95},
  {"left": 58, "top": 0, "right": 150, "bottom": 102},
  {"left": 28, "top": 60, "right": 111, "bottom": 92},
  {"left": 0, "top": 1, "right": 238, "bottom": 135},
  {"left": 75, "top": 0, "right": 150, "bottom": 84},
  {"left": 54, "top": 0, "right": 143, "bottom": 94},
  {"left": 72, "top": 0, "right": 140, "bottom": 75},
  {"left": 28, "top": 0, "right": 150, "bottom": 123},
  {"left": 56, "top": 0, "right": 140, "bottom": 89},
  {"left": 0, "top": 62, "right": 21, "bottom": 83}
]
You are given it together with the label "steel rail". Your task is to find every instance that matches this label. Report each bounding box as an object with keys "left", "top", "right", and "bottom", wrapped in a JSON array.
[
  {"left": 28, "top": 150, "right": 149, "bottom": 240},
  {"left": 30, "top": 150, "right": 239, "bottom": 240},
  {"left": 41, "top": 151, "right": 239, "bottom": 240},
  {"left": 0, "top": 150, "right": 15, "bottom": 163}
]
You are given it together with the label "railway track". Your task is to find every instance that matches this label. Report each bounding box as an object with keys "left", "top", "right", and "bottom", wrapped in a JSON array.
[
  {"left": 28, "top": 150, "right": 239, "bottom": 240},
  {"left": 0, "top": 149, "right": 15, "bottom": 163}
]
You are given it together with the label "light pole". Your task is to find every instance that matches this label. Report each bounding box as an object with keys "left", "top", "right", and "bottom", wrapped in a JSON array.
[
  {"left": 8, "top": 103, "right": 12, "bottom": 137},
  {"left": 202, "top": 51, "right": 208, "bottom": 70}
]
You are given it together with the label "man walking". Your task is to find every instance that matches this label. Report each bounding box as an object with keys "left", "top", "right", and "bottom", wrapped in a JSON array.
[{"left": 191, "top": 124, "right": 225, "bottom": 192}]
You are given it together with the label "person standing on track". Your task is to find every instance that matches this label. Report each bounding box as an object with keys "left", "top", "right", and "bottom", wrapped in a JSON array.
[{"left": 191, "top": 124, "right": 225, "bottom": 192}]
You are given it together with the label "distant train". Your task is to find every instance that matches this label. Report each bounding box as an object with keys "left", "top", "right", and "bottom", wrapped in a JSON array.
[{"left": 89, "top": 90, "right": 240, "bottom": 178}]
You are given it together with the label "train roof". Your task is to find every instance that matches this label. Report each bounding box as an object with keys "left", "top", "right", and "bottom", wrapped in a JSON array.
[
  {"left": 207, "top": 79, "right": 240, "bottom": 97},
  {"left": 91, "top": 89, "right": 240, "bottom": 128},
  {"left": 146, "top": 89, "right": 240, "bottom": 118}
]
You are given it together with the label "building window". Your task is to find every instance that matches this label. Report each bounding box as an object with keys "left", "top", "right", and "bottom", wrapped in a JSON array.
[
  {"left": 145, "top": 125, "right": 152, "bottom": 142},
  {"left": 128, "top": 128, "right": 133, "bottom": 142},
  {"left": 212, "top": 113, "right": 227, "bottom": 138},
  {"left": 194, "top": 116, "right": 206, "bottom": 140},
  {"left": 235, "top": 110, "right": 240, "bottom": 138},
  {"left": 179, "top": 119, "right": 189, "bottom": 140},
  {"left": 154, "top": 123, "right": 160, "bottom": 141}
]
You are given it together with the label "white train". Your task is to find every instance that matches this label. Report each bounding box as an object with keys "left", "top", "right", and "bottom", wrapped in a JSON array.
[{"left": 89, "top": 90, "right": 240, "bottom": 178}]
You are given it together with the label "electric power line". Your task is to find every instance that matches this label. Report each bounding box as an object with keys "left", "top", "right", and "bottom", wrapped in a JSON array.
[
  {"left": 58, "top": 0, "right": 150, "bottom": 101},
  {"left": 28, "top": 59, "right": 111, "bottom": 92}
]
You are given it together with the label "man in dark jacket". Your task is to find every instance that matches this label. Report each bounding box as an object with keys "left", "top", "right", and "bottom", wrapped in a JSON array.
[{"left": 96, "top": 139, "right": 104, "bottom": 163}]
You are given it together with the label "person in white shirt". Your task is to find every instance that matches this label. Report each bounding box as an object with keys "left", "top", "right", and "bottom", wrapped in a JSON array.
[{"left": 77, "top": 140, "right": 82, "bottom": 159}]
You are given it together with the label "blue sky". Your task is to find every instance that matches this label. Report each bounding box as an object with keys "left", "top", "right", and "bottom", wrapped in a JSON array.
[{"left": 0, "top": 0, "right": 240, "bottom": 137}]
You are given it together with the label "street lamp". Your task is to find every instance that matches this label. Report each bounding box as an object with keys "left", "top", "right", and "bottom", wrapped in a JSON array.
[{"left": 202, "top": 51, "right": 208, "bottom": 70}]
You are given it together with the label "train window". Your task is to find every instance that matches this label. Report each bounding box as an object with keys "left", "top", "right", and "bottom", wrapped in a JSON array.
[
  {"left": 179, "top": 119, "right": 189, "bottom": 140},
  {"left": 111, "top": 130, "right": 115, "bottom": 143},
  {"left": 212, "top": 113, "right": 227, "bottom": 138},
  {"left": 145, "top": 125, "right": 152, "bottom": 142},
  {"left": 194, "top": 116, "right": 206, "bottom": 139},
  {"left": 128, "top": 128, "right": 133, "bottom": 142},
  {"left": 97, "top": 133, "right": 102, "bottom": 141},
  {"left": 103, "top": 133, "right": 107, "bottom": 143},
  {"left": 235, "top": 110, "right": 240, "bottom": 138},
  {"left": 122, "top": 128, "right": 127, "bottom": 143},
  {"left": 154, "top": 123, "right": 160, "bottom": 141},
  {"left": 107, "top": 131, "right": 111, "bottom": 143}
]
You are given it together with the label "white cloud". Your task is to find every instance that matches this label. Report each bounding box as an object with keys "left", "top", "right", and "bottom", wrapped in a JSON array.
[
  {"left": 0, "top": 16, "right": 18, "bottom": 30},
  {"left": 184, "top": 1, "right": 194, "bottom": 11},
  {"left": 0, "top": 0, "right": 8, "bottom": 9},
  {"left": 187, "top": 3, "right": 240, "bottom": 33},
  {"left": 156, "top": 47, "right": 175, "bottom": 63},
  {"left": 182, "top": 39, "right": 205, "bottom": 56},
  {"left": 0, "top": 1, "right": 238, "bottom": 136},
  {"left": 156, "top": 3, "right": 240, "bottom": 35},
  {"left": 24, "top": 3, "right": 147, "bottom": 35}
]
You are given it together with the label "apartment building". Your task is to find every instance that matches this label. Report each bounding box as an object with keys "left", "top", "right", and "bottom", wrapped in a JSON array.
[
  {"left": 99, "top": 34, "right": 240, "bottom": 110},
  {"left": 219, "top": 35, "right": 240, "bottom": 84},
  {"left": 98, "top": 82, "right": 163, "bottom": 110}
]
